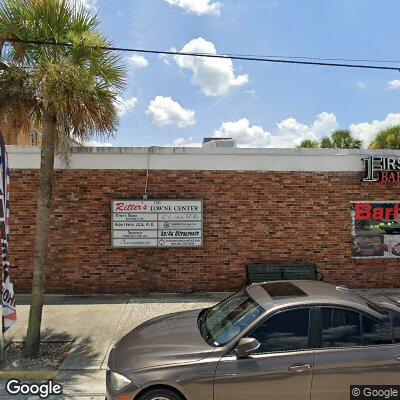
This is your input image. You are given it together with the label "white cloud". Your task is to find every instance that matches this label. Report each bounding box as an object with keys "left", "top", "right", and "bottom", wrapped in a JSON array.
[
  {"left": 356, "top": 82, "right": 367, "bottom": 91},
  {"left": 170, "top": 137, "right": 202, "bottom": 147},
  {"left": 74, "top": 0, "right": 97, "bottom": 11},
  {"left": 116, "top": 96, "right": 138, "bottom": 117},
  {"left": 146, "top": 96, "right": 196, "bottom": 128},
  {"left": 209, "top": 112, "right": 400, "bottom": 148},
  {"left": 349, "top": 113, "right": 400, "bottom": 145},
  {"left": 271, "top": 113, "right": 400, "bottom": 147},
  {"left": 244, "top": 89, "right": 257, "bottom": 98},
  {"left": 273, "top": 118, "right": 309, "bottom": 147},
  {"left": 310, "top": 112, "right": 339, "bottom": 136},
  {"left": 164, "top": 0, "right": 220, "bottom": 16},
  {"left": 174, "top": 37, "right": 249, "bottom": 96},
  {"left": 273, "top": 112, "right": 338, "bottom": 147},
  {"left": 85, "top": 140, "right": 113, "bottom": 147},
  {"left": 388, "top": 80, "right": 400, "bottom": 90},
  {"left": 214, "top": 118, "right": 272, "bottom": 147},
  {"left": 159, "top": 53, "right": 171, "bottom": 66},
  {"left": 127, "top": 55, "right": 149, "bottom": 69},
  {"left": 212, "top": 112, "right": 338, "bottom": 148}
]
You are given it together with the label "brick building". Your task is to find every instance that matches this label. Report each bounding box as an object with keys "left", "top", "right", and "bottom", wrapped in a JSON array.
[{"left": 8, "top": 146, "right": 400, "bottom": 294}]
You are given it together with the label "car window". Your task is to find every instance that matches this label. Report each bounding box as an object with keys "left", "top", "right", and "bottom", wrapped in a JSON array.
[
  {"left": 202, "top": 290, "right": 264, "bottom": 347},
  {"left": 248, "top": 308, "right": 310, "bottom": 353},
  {"left": 393, "top": 314, "right": 400, "bottom": 344},
  {"left": 362, "top": 315, "right": 393, "bottom": 346},
  {"left": 321, "top": 308, "right": 361, "bottom": 348}
]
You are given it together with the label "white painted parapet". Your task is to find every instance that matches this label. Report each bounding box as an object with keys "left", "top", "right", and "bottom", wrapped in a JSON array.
[{"left": 7, "top": 145, "right": 400, "bottom": 172}]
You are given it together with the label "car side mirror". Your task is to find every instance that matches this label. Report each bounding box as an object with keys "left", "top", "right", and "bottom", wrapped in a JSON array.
[{"left": 235, "top": 337, "right": 260, "bottom": 359}]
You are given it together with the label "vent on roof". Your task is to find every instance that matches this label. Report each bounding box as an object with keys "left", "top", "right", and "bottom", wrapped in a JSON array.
[
  {"left": 261, "top": 282, "right": 308, "bottom": 299},
  {"left": 202, "top": 137, "right": 237, "bottom": 148}
]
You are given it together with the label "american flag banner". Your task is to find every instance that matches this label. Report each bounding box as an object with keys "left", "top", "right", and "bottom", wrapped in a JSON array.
[{"left": 0, "top": 132, "right": 16, "bottom": 333}]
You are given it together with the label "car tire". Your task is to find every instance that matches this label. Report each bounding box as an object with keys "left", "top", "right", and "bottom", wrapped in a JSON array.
[{"left": 137, "top": 388, "right": 183, "bottom": 400}]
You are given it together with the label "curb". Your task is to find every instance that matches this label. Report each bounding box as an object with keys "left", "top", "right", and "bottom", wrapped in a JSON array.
[{"left": 0, "top": 370, "right": 58, "bottom": 381}]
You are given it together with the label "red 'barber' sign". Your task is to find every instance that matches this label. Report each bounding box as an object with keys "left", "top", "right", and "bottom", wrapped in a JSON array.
[
  {"left": 351, "top": 201, "right": 400, "bottom": 259},
  {"left": 355, "top": 203, "right": 400, "bottom": 221}
]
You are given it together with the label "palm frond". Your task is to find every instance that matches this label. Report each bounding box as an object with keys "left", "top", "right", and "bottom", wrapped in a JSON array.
[
  {"left": 369, "top": 126, "right": 400, "bottom": 149},
  {"left": 296, "top": 139, "right": 319, "bottom": 148},
  {"left": 0, "top": 0, "right": 127, "bottom": 150},
  {"left": 0, "top": 63, "right": 41, "bottom": 136}
]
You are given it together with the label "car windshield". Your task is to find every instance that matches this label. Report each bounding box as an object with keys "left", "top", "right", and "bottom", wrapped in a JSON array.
[{"left": 199, "top": 290, "right": 264, "bottom": 347}]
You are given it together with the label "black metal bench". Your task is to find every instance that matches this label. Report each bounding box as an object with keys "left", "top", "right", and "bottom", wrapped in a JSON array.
[{"left": 246, "top": 263, "right": 324, "bottom": 284}]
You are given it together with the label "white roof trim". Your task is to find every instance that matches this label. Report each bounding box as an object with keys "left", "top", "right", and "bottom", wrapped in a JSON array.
[{"left": 7, "top": 145, "right": 398, "bottom": 172}]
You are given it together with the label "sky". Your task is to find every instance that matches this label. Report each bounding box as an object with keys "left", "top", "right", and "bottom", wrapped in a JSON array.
[{"left": 82, "top": 0, "right": 400, "bottom": 148}]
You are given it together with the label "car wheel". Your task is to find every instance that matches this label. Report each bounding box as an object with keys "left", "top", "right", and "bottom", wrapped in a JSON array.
[{"left": 137, "top": 388, "right": 183, "bottom": 400}]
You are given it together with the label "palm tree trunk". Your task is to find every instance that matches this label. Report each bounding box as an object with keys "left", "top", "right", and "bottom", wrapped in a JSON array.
[{"left": 24, "top": 111, "right": 56, "bottom": 357}]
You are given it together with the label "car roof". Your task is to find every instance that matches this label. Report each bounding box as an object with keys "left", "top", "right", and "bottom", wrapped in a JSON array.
[{"left": 246, "top": 280, "right": 374, "bottom": 315}]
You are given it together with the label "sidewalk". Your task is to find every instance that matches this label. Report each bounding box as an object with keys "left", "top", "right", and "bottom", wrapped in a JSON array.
[
  {"left": 0, "top": 293, "right": 224, "bottom": 399},
  {"left": 0, "top": 289, "right": 399, "bottom": 399}
]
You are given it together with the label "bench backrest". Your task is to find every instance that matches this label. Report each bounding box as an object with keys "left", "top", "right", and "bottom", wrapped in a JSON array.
[{"left": 247, "top": 263, "right": 317, "bottom": 284}]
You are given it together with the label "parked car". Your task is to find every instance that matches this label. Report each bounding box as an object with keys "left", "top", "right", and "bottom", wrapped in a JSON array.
[{"left": 106, "top": 280, "right": 400, "bottom": 400}]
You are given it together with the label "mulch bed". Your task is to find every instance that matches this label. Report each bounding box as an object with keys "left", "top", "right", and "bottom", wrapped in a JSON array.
[{"left": 0, "top": 341, "right": 74, "bottom": 370}]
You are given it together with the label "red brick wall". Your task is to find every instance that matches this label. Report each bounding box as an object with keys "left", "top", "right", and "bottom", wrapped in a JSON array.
[{"left": 9, "top": 169, "right": 400, "bottom": 294}]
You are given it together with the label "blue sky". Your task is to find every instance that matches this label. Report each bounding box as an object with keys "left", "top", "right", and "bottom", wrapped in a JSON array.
[{"left": 84, "top": 0, "right": 400, "bottom": 147}]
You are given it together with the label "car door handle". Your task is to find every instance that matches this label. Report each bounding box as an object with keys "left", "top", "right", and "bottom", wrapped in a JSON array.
[{"left": 288, "top": 363, "right": 312, "bottom": 372}]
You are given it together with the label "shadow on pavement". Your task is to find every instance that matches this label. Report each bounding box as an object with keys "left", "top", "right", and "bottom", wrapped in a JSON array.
[
  {"left": 15, "top": 292, "right": 228, "bottom": 305},
  {"left": 0, "top": 328, "right": 104, "bottom": 398},
  {"left": 14, "top": 294, "right": 131, "bottom": 306}
]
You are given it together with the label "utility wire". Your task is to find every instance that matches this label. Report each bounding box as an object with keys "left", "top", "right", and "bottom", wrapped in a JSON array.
[
  {"left": 4, "top": 38, "right": 400, "bottom": 72},
  {"left": 6, "top": 37, "right": 400, "bottom": 65},
  {"left": 223, "top": 53, "right": 400, "bottom": 65}
]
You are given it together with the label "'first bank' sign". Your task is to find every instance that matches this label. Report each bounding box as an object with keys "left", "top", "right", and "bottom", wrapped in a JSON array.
[{"left": 362, "top": 156, "right": 400, "bottom": 182}]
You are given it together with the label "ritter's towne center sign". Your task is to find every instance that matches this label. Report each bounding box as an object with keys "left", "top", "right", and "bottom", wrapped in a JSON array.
[{"left": 111, "top": 199, "right": 203, "bottom": 248}]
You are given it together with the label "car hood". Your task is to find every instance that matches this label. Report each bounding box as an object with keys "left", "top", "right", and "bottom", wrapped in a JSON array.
[{"left": 111, "top": 309, "right": 214, "bottom": 373}]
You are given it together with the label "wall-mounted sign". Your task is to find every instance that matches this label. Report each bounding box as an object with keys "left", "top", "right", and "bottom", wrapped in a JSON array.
[
  {"left": 111, "top": 200, "right": 203, "bottom": 248},
  {"left": 351, "top": 201, "right": 400, "bottom": 258},
  {"left": 362, "top": 156, "right": 400, "bottom": 182}
]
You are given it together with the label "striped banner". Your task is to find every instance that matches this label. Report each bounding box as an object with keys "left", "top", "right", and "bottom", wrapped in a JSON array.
[{"left": 0, "top": 132, "right": 16, "bottom": 333}]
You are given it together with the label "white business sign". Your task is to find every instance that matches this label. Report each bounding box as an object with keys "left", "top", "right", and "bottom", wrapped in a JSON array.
[{"left": 111, "top": 200, "right": 203, "bottom": 248}]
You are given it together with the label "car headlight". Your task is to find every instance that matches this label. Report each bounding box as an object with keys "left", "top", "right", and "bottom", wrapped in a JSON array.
[{"left": 110, "top": 371, "right": 131, "bottom": 391}]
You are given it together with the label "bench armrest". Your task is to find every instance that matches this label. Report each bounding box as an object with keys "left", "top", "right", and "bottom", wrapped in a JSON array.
[{"left": 316, "top": 271, "right": 324, "bottom": 281}]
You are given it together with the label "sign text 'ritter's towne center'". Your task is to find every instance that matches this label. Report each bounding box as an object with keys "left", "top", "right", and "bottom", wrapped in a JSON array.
[{"left": 111, "top": 200, "right": 203, "bottom": 248}]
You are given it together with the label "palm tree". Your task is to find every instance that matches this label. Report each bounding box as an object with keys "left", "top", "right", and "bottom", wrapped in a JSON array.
[
  {"left": 369, "top": 126, "right": 400, "bottom": 149},
  {"left": 0, "top": 0, "right": 125, "bottom": 356},
  {"left": 297, "top": 130, "right": 362, "bottom": 149},
  {"left": 296, "top": 139, "right": 319, "bottom": 148},
  {"left": 319, "top": 136, "right": 332, "bottom": 148},
  {"left": 320, "top": 130, "right": 362, "bottom": 149}
]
